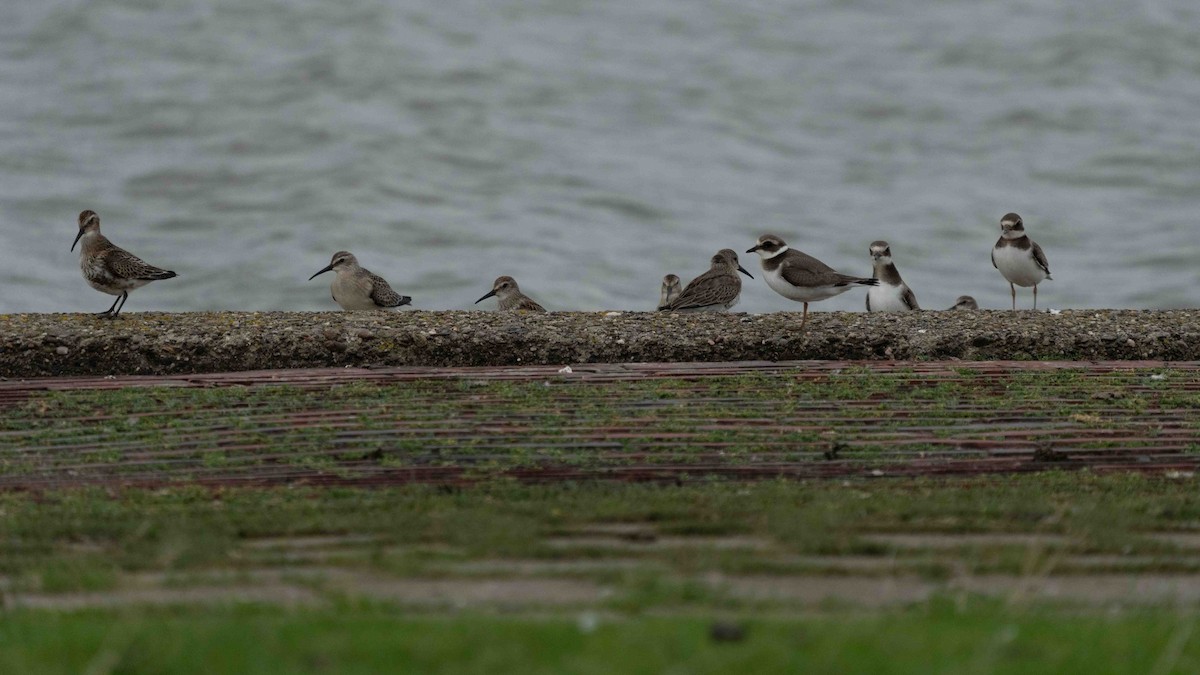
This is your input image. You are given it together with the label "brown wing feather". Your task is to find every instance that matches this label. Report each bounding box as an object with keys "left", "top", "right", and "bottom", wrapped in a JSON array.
[
  {"left": 1031, "top": 242, "right": 1052, "bottom": 278},
  {"left": 105, "top": 247, "right": 175, "bottom": 280},
  {"left": 515, "top": 295, "right": 547, "bottom": 312},
  {"left": 901, "top": 286, "right": 920, "bottom": 311},
  {"left": 668, "top": 269, "right": 739, "bottom": 310},
  {"left": 366, "top": 272, "right": 411, "bottom": 308},
  {"left": 780, "top": 251, "right": 872, "bottom": 287}
]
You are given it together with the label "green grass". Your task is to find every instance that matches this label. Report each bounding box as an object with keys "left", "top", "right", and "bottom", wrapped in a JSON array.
[
  {"left": 5, "top": 367, "right": 1200, "bottom": 671},
  {"left": 2, "top": 602, "right": 1199, "bottom": 674},
  {"left": 1, "top": 474, "right": 1199, "bottom": 583}
]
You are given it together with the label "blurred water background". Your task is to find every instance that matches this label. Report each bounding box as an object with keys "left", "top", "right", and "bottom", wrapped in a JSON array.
[{"left": 1, "top": 0, "right": 1198, "bottom": 314}]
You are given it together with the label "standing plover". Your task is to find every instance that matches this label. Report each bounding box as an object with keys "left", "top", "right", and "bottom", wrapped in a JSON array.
[
  {"left": 747, "top": 234, "right": 878, "bottom": 329},
  {"left": 865, "top": 241, "right": 919, "bottom": 312},
  {"left": 308, "top": 251, "right": 412, "bottom": 311},
  {"left": 71, "top": 210, "right": 177, "bottom": 318},
  {"left": 475, "top": 276, "right": 546, "bottom": 312},
  {"left": 991, "top": 213, "right": 1051, "bottom": 310},
  {"left": 657, "top": 274, "right": 682, "bottom": 310},
  {"left": 948, "top": 295, "right": 979, "bottom": 310},
  {"left": 662, "top": 249, "right": 753, "bottom": 312}
]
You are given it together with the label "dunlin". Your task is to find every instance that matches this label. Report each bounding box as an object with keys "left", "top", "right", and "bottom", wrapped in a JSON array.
[
  {"left": 948, "top": 295, "right": 979, "bottom": 310},
  {"left": 308, "top": 251, "right": 412, "bottom": 311},
  {"left": 662, "top": 249, "right": 752, "bottom": 312},
  {"left": 475, "top": 276, "right": 546, "bottom": 312},
  {"left": 657, "top": 274, "right": 682, "bottom": 310},
  {"left": 71, "top": 210, "right": 176, "bottom": 318}
]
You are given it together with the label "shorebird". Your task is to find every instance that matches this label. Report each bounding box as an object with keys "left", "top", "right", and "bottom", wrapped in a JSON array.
[
  {"left": 71, "top": 210, "right": 177, "bottom": 318},
  {"left": 991, "top": 212, "right": 1051, "bottom": 310},
  {"left": 948, "top": 295, "right": 979, "bottom": 310},
  {"left": 747, "top": 234, "right": 878, "bottom": 329},
  {"left": 661, "top": 249, "right": 753, "bottom": 312},
  {"left": 308, "top": 251, "right": 412, "bottom": 311},
  {"left": 865, "top": 241, "right": 919, "bottom": 312},
  {"left": 475, "top": 276, "right": 546, "bottom": 311},
  {"left": 657, "top": 274, "right": 681, "bottom": 310}
]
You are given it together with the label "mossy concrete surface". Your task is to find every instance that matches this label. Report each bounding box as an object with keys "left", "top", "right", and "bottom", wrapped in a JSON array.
[{"left": 1, "top": 309, "right": 1197, "bottom": 377}]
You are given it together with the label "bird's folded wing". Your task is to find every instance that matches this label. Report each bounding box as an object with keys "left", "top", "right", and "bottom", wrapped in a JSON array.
[
  {"left": 902, "top": 286, "right": 920, "bottom": 311},
  {"left": 1031, "top": 242, "right": 1051, "bottom": 276},
  {"left": 106, "top": 248, "right": 173, "bottom": 280},
  {"left": 367, "top": 273, "right": 411, "bottom": 307},
  {"left": 779, "top": 252, "right": 841, "bottom": 288},
  {"left": 670, "top": 271, "right": 737, "bottom": 309},
  {"left": 515, "top": 296, "right": 547, "bottom": 312}
]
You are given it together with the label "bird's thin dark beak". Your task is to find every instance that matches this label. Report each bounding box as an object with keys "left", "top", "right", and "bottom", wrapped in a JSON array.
[
  {"left": 70, "top": 229, "right": 84, "bottom": 252},
  {"left": 308, "top": 264, "right": 334, "bottom": 281},
  {"left": 746, "top": 244, "right": 760, "bottom": 254},
  {"left": 737, "top": 265, "right": 753, "bottom": 279},
  {"left": 475, "top": 290, "right": 497, "bottom": 304}
]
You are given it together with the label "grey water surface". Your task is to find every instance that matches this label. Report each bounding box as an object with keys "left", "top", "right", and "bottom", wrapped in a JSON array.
[{"left": 1, "top": 0, "right": 1198, "bottom": 315}]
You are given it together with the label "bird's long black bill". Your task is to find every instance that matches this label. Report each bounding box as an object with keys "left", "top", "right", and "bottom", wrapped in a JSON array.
[
  {"left": 308, "top": 264, "right": 334, "bottom": 281},
  {"left": 737, "top": 265, "right": 753, "bottom": 279},
  {"left": 474, "top": 290, "right": 497, "bottom": 304},
  {"left": 70, "top": 229, "right": 85, "bottom": 252},
  {"left": 745, "top": 245, "right": 760, "bottom": 254}
]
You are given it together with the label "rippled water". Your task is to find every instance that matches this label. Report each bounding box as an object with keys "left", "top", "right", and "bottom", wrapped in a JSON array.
[{"left": 1, "top": 0, "right": 1198, "bottom": 314}]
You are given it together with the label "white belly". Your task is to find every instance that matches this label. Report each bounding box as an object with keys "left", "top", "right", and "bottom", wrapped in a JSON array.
[
  {"left": 993, "top": 245, "right": 1048, "bottom": 287},
  {"left": 82, "top": 257, "right": 147, "bottom": 295},
  {"left": 867, "top": 283, "right": 914, "bottom": 312},
  {"left": 763, "top": 266, "right": 855, "bottom": 303},
  {"left": 331, "top": 276, "right": 383, "bottom": 311}
]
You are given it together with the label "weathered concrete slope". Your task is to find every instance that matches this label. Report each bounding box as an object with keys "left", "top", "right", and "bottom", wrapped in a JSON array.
[{"left": 0, "top": 309, "right": 1196, "bottom": 377}]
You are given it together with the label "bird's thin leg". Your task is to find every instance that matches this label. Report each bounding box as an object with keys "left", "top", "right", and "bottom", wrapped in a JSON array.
[
  {"left": 96, "top": 295, "right": 121, "bottom": 316},
  {"left": 1033, "top": 284, "right": 1038, "bottom": 311},
  {"left": 1010, "top": 283, "right": 1016, "bottom": 311},
  {"left": 799, "top": 302, "right": 809, "bottom": 331},
  {"left": 110, "top": 292, "right": 129, "bottom": 319}
]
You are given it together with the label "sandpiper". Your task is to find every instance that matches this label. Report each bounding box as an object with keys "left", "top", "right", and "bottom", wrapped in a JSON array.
[
  {"left": 991, "top": 212, "right": 1051, "bottom": 310},
  {"left": 661, "top": 249, "right": 753, "bottom": 312},
  {"left": 475, "top": 276, "right": 546, "bottom": 311},
  {"left": 747, "top": 234, "right": 878, "bottom": 329},
  {"left": 948, "top": 295, "right": 979, "bottom": 310},
  {"left": 865, "top": 241, "right": 919, "bottom": 312},
  {"left": 71, "top": 210, "right": 177, "bottom": 318},
  {"left": 657, "top": 274, "right": 682, "bottom": 310},
  {"left": 308, "top": 251, "right": 411, "bottom": 311}
]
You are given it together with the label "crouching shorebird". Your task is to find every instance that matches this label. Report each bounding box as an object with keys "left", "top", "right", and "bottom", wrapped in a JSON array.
[
  {"left": 475, "top": 276, "right": 546, "bottom": 311},
  {"left": 308, "top": 251, "right": 412, "bottom": 311},
  {"left": 948, "top": 295, "right": 979, "bottom": 310},
  {"left": 991, "top": 212, "right": 1051, "bottom": 310},
  {"left": 747, "top": 234, "right": 878, "bottom": 329},
  {"left": 657, "top": 274, "right": 681, "bottom": 310},
  {"left": 661, "top": 249, "right": 753, "bottom": 312},
  {"left": 866, "top": 240, "right": 919, "bottom": 312},
  {"left": 71, "top": 210, "right": 177, "bottom": 318}
]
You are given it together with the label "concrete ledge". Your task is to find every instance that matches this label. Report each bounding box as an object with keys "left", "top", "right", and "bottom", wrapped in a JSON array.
[{"left": 0, "top": 310, "right": 1197, "bottom": 377}]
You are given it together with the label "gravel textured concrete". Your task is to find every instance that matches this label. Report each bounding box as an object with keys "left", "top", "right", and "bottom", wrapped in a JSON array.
[{"left": 0, "top": 309, "right": 1196, "bottom": 377}]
